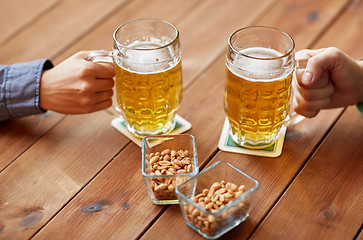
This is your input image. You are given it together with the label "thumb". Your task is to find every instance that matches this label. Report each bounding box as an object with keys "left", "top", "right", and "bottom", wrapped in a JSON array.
[{"left": 300, "top": 50, "right": 336, "bottom": 88}]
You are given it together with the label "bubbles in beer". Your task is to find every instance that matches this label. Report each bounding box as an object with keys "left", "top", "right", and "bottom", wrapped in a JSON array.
[
  {"left": 117, "top": 37, "right": 179, "bottom": 73},
  {"left": 230, "top": 47, "right": 291, "bottom": 81}
]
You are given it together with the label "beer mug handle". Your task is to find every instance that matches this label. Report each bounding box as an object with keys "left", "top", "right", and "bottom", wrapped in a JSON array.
[
  {"left": 283, "top": 58, "right": 308, "bottom": 127},
  {"left": 86, "top": 50, "right": 123, "bottom": 118},
  {"left": 86, "top": 50, "right": 113, "bottom": 62}
]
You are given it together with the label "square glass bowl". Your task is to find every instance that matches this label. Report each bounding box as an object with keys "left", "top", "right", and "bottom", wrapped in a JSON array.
[
  {"left": 142, "top": 134, "right": 199, "bottom": 205},
  {"left": 175, "top": 161, "right": 259, "bottom": 239}
]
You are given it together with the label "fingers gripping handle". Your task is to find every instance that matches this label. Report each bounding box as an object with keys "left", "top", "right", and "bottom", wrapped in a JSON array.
[
  {"left": 87, "top": 51, "right": 123, "bottom": 118},
  {"left": 284, "top": 58, "right": 309, "bottom": 126}
]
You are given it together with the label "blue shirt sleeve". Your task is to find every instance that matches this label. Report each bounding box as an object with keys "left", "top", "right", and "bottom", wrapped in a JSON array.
[{"left": 0, "top": 59, "right": 53, "bottom": 121}]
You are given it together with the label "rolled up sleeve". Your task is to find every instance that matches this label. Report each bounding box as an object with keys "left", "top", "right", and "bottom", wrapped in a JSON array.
[{"left": 0, "top": 59, "right": 53, "bottom": 121}]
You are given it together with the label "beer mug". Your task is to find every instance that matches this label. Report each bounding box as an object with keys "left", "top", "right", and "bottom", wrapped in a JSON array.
[
  {"left": 224, "top": 26, "right": 304, "bottom": 149},
  {"left": 87, "top": 18, "right": 183, "bottom": 138}
]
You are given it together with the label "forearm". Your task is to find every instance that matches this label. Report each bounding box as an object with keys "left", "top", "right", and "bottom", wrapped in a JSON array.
[{"left": 0, "top": 59, "right": 53, "bottom": 121}]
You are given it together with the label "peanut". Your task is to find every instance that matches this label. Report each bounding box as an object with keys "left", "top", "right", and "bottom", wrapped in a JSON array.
[
  {"left": 183, "top": 180, "right": 251, "bottom": 236},
  {"left": 146, "top": 148, "right": 195, "bottom": 200}
]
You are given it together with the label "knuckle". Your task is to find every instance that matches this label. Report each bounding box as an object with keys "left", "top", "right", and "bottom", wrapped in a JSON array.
[
  {"left": 305, "top": 110, "right": 319, "bottom": 118},
  {"left": 296, "top": 97, "right": 315, "bottom": 111},
  {"left": 106, "top": 89, "right": 114, "bottom": 98},
  {"left": 79, "top": 96, "right": 93, "bottom": 108},
  {"left": 78, "top": 80, "right": 95, "bottom": 93},
  {"left": 295, "top": 106, "right": 318, "bottom": 118},
  {"left": 305, "top": 111, "right": 319, "bottom": 118},
  {"left": 78, "top": 64, "right": 94, "bottom": 78},
  {"left": 104, "top": 99, "right": 113, "bottom": 108},
  {"left": 83, "top": 105, "right": 95, "bottom": 113},
  {"left": 300, "top": 90, "right": 316, "bottom": 101},
  {"left": 299, "top": 101, "right": 313, "bottom": 111},
  {"left": 326, "top": 47, "right": 339, "bottom": 54},
  {"left": 326, "top": 47, "right": 344, "bottom": 60}
]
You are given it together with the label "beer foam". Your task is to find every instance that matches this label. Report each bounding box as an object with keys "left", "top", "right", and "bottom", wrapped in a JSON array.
[
  {"left": 115, "top": 38, "right": 179, "bottom": 74},
  {"left": 228, "top": 47, "right": 291, "bottom": 82}
]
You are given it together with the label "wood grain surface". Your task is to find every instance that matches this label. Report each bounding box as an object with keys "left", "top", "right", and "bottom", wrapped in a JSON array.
[{"left": 0, "top": 0, "right": 362, "bottom": 239}]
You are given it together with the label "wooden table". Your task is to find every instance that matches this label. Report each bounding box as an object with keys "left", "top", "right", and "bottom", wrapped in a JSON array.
[{"left": 1, "top": 0, "right": 362, "bottom": 239}]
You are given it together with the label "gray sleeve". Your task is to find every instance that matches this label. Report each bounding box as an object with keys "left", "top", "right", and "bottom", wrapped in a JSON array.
[{"left": 0, "top": 59, "right": 53, "bottom": 121}]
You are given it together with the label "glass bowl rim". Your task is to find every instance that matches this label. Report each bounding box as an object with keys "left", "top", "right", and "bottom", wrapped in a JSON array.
[
  {"left": 141, "top": 134, "right": 199, "bottom": 178},
  {"left": 175, "top": 160, "right": 260, "bottom": 215}
]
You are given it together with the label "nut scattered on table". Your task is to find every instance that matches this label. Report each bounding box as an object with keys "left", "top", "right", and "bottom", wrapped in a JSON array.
[
  {"left": 183, "top": 180, "right": 251, "bottom": 236},
  {"left": 147, "top": 149, "right": 194, "bottom": 200}
]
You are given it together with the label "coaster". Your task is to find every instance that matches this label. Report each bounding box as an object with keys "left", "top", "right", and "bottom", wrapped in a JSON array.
[
  {"left": 218, "top": 118, "right": 286, "bottom": 157},
  {"left": 111, "top": 114, "right": 192, "bottom": 147}
]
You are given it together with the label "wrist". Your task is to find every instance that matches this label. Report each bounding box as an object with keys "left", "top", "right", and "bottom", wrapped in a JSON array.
[
  {"left": 39, "top": 70, "right": 51, "bottom": 111},
  {"left": 39, "top": 60, "right": 54, "bottom": 111}
]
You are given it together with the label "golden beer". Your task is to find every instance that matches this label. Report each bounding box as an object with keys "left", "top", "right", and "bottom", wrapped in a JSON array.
[
  {"left": 111, "top": 18, "right": 182, "bottom": 137},
  {"left": 114, "top": 42, "right": 182, "bottom": 136},
  {"left": 224, "top": 47, "right": 293, "bottom": 148}
]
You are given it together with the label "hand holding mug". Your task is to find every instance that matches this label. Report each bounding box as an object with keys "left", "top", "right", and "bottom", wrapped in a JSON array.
[
  {"left": 294, "top": 47, "right": 363, "bottom": 117},
  {"left": 87, "top": 19, "right": 183, "bottom": 138},
  {"left": 40, "top": 51, "right": 115, "bottom": 114}
]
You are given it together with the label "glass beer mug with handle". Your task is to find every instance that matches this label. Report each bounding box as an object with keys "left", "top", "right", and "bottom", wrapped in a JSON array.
[
  {"left": 87, "top": 18, "right": 183, "bottom": 138},
  {"left": 224, "top": 26, "right": 304, "bottom": 149}
]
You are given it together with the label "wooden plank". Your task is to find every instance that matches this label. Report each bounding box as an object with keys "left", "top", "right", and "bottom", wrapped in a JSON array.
[
  {"left": 0, "top": 0, "right": 59, "bottom": 44},
  {"left": 0, "top": 111, "right": 128, "bottom": 239},
  {"left": 1, "top": 1, "right": 357, "bottom": 240},
  {"left": 254, "top": 0, "right": 350, "bottom": 50},
  {"left": 313, "top": 0, "right": 363, "bottom": 59},
  {"left": 0, "top": 0, "right": 129, "bottom": 64},
  {"left": 0, "top": 0, "right": 128, "bottom": 177},
  {"left": 52, "top": 0, "right": 201, "bottom": 65},
  {"left": 30, "top": 0, "right": 276, "bottom": 239},
  {"left": 251, "top": 106, "right": 363, "bottom": 239},
  {"left": 0, "top": 113, "right": 64, "bottom": 171},
  {"left": 33, "top": 143, "right": 162, "bottom": 240}
]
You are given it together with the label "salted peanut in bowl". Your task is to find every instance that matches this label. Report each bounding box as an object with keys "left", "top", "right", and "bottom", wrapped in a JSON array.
[
  {"left": 175, "top": 161, "right": 259, "bottom": 239},
  {"left": 148, "top": 149, "right": 194, "bottom": 200},
  {"left": 142, "top": 134, "right": 199, "bottom": 205}
]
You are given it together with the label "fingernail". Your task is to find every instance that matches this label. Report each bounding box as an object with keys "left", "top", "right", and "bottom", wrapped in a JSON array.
[{"left": 302, "top": 71, "right": 313, "bottom": 85}]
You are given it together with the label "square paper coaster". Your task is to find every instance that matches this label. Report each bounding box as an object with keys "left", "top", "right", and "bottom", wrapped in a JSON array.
[
  {"left": 218, "top": 117, "right": 286, "bottom": 157},
  {"left": 111, "top": 114, "right": 192, "bottom": 147}
]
